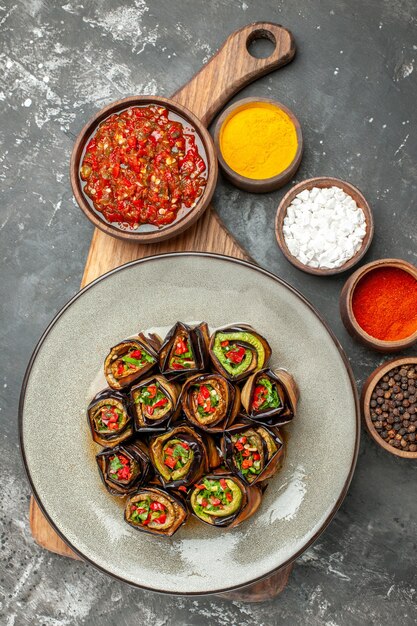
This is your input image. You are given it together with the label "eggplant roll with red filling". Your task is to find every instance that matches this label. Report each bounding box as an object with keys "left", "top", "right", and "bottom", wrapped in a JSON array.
[
  {"left": 209, "top": 325, "right": 271, "bottom": 382},
  {"left": 87, "top": 389, "right": 133, "bottom": 447},
  {"left": 130, "top": 375, "right": 180, "bottom": 432},
  {"left": 181, "top": 373, "right": 240, "bottom": 433},
  {"left": 104, "top": 334, "right": 159, "bottom": 390},
  {"left": 158, "top": 321, "right": 209, "bottom": 379},
  {"left": 241, "top": 368, "right": 299, "bottom": 426},
  {"left": 96, "top": 440, "right": 153, "bottom": 496},
  {"left": 222, "top": 422, "right": 284, "bottom": 485},
  {"left": 125, "top": 487, "right": 187, "bottom": 536},
  {"left": 189, "top": 474, "right": 261, "bottom": 528},
  {"left": 149, "top": 424, "right": 219, "bottom": 488}
]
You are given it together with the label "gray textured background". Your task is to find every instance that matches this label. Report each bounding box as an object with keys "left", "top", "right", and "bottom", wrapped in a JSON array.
[{"left": 1, "top": 1, "right": 416, "bottom": 624}]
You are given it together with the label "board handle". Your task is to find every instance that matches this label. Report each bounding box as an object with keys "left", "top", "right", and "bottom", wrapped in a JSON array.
[{"left": 172, "top": 22, "right": 295, "bottom": 126}]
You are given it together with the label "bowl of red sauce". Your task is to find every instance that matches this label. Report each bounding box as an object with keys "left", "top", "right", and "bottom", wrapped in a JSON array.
[
  {"left": 70, "top": 96, "right": 218, "bottom": 243},
  {"left": 340, "top": 258, "right": 417, "bottom": 352}
]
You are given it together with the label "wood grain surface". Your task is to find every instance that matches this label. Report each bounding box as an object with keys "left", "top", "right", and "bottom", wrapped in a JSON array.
[{"left": 30, "top": 22, "right": 296, "bottom": 599}]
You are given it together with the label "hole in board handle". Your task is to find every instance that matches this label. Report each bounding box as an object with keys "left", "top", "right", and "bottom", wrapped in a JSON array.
[{"left": 246, "top": 29, "right": 277, "bottom": 59}]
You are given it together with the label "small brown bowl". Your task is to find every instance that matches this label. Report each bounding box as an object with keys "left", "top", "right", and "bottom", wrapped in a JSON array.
[
  {"left": 340, "top": 258, "right": 417, "bottom": 352},
  {"left": 361, "top": 357, "right": 417, "bottom": 459},
  {"left": 213, "top": 97, "right": 303, "bottom": 193},
  {"left": 275, "top": 177, "right": 374, "bottom": 276},
  {"left": 71, "top": 96, "right": 218, "bottom": 243}
]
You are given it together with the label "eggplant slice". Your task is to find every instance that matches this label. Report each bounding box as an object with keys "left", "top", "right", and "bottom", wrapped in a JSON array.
[
  {"left": 96, "top": 439, "right": 153, "bottom": 496},
  {"left": 189, "top": 473, "right": 262, "bottom": 528},
  {"left": 130, "top": 375, "right": 180, "bottom": 433},
  {"left": 158, "top": 321, "right": 209, "bottom": 380},
  {"left": 209, "top": 325, "right": 272, "bottom": 382},
  {"left": 125, "top": 487, "right": 187, "bottom": 536},
  {"left": 104, "top": 335, "right": 158, "bottom": 390},
  {"left": 87, "top": 388, "right": 133, "bottom": 447},
  {"left": 149, "top": 423, "right": 217, "bottom": 488},
  {"left": 241, "top": 368, "right": 299, "bottom": 426},
  {"left": 181, "top": 373, "right": 240, "bottom": 433},
  {"left": 222, "top": 421, "right": 284, "bottom": 485}
]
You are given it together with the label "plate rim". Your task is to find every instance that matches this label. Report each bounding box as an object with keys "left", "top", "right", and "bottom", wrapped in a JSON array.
[{"left": 19, "top": 251, "right": 360, "bottom": 595}]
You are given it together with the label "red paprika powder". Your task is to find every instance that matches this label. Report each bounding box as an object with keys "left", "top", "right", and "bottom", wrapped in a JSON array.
[{"left": 352, "top": 267, "right": 417, "bottom": 341}]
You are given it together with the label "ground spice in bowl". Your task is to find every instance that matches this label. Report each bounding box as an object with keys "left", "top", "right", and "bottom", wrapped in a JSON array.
[
  {"left": 219, "top": 101, "right": 298, "bottom": 180},
  {"left": 352, "top": 267, "right": 417, "bottom": 341},
  {"left": 370, "top": 364, "right": 417, "bottom": 452}
]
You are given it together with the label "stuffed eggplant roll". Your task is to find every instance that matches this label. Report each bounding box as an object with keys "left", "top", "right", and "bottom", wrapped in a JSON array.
[
  {"left": 209, "top": 325, "right": 272, "bottom": 382},
  {"left": 241, "top": 368, "right": 299, "bottom": 426},
  {"left": 131, "top": 375, "right": 179, "bottom": 432},
  {"left": 125, "top": 487, "right": 187, "bottom": 536},
  {"left": 87, "top": 389, "right": 133, "bottom": 447},
  {"left": 96, "top": 440, "right": 153, "bottom": 496},
  {"left": 158, "top": 321, "right": 209, "bottom": 379},
  {"left": 181, "top": 373, "right": 240, "bottom": 432},
  {"left": 149, "top": 424, "right": 210, "bottom": 488},
  {"left": 222, "top": 422, "right": 284, "bottom": 484},
  {"left": 104, "top": 336, "right": 158, "bottom": 390},
  {"left": 189, "top": 474, "right": 262, "bottom": 528}
]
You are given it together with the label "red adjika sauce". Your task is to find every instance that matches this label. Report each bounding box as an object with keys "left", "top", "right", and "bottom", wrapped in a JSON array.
[{"left": 80, "top": 105, "right": 207, "bottom": 229}]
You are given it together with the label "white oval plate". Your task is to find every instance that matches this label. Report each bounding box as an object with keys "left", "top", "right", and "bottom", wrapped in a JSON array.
[{"left": 20, "top": 253, "right": 359, "bottom": 594}]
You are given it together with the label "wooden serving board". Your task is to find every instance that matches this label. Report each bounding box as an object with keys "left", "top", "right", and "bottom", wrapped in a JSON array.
[{"left": 30, "top": 22, "right": 296, "bottom": 601}]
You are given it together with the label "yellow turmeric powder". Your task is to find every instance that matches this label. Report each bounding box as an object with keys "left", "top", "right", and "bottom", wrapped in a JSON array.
[{"left": 219, "top": 102, "right": 298, "bottom": 180}]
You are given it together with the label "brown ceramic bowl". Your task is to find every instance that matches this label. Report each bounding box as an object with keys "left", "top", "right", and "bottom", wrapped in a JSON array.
[
  {"left": 70, "top": 96, "right": 218, "bottom": 243},
  {"left": 275, "top": 177, "right": 374, "bottom": 276},
  {"left": 213, "top": 97, "right": 303, "bottom": 193},
  {"left": 340, "top": 258, "right": 417, "bottom": 352},
  {"left": 361, "top": 357, "right": 417, "bottom": 459}
]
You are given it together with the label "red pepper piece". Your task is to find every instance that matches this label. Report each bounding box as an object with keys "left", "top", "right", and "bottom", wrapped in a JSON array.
[
  {"left": 175, "top": 337, "right": 188, "bottom": 355},
  {"left": 147, "top": 406, "right": 154, "bottom": 416},
  {"left": 242, "top": 459, "right": 253, "bottom": 469},
  {"left": 235, "top": 442, "right": 244, "bottom": 451},
  {"left": 142, "top": 514, "right": 151, "bottom": 526},
  {"left": 242, "top": 449, "right": 251, "bottom": 458},
  {"left": 225, "top": 346, "right": 246, "bottom": 364},
  {"left": 179, "top": 442, "right": 189, "bottom": 450},
  {"left": 226, "top": 492, "right": 233, "bottom": 502},
  {"left": 150, "top": 502, "right": 165, "bottom": 512},
  {"left": 153, "top": 398, "right": 168, "bottom": 408},
  {"left": 153, "top": 514, "right": 166, "bottom": 524},
  {"left": 164, "top": 456, "right": 177, "bottom": 470},
  {"left": 130, "top": 349, "right": 142, "bottom": 359},
  {"left": 253, "top": 453, "right": 261, "bottom": 461},
  {"left": 221, "top": 340, "right": 229, "bottom": 347},
  {"left": 210, "top": 497, "right": 221, "bottom": 506},
  {"left": 112, "top": 163, "right": 120, "bottom": 178},
  {"left": 117, "top": 466, "right": 130, "bottom": 480},
  {"left": 117, "top": 362, "right": 125, "bottom": 376},
  {"left": 201, "top": 499, "right": 208, "bottom": 508},
  {"left": 147, "top": 385, "right": 157, "bottom": 398},
  {"left": 219, "top": 479, "right": 228, "bottom": 490},
  {"left": 200, "top": 385, "right": 210, "bottom": 399},
  {"left": 165, "top": 447, "right": 175, "bottom": 456},
  {"left": 178, "top": 486, "right": 187, "bottom": 493},
  {"left": 194, "top": 484, "right": 205, "bottom": 490}
]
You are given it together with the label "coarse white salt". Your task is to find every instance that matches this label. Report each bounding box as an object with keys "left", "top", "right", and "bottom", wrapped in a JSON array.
[{"left": 283, "top": 186, "right": 367, "bottom": 269}]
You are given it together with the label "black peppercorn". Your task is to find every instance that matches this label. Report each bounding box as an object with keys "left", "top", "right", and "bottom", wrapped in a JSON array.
[{"left": 368, "top": 363, "right": 417, "bottom": 453}]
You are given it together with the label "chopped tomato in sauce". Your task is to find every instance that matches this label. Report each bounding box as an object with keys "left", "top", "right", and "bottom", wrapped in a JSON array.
[{"left": 80, "top": 105, "right": 207, "bottom": 230}]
